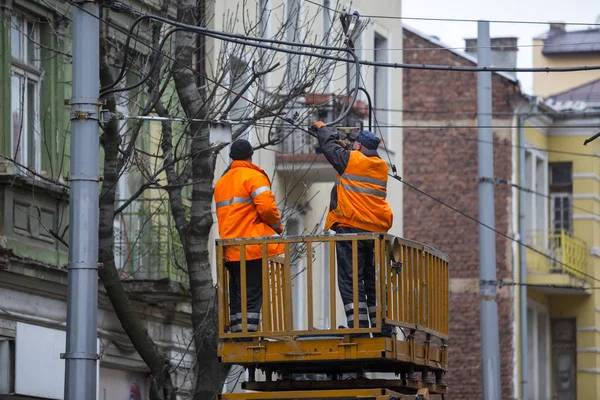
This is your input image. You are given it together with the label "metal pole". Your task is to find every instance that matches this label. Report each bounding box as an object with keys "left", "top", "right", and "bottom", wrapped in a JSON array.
[
  {"left": 477, "top": 20, "right": 502, "bottom": 400},
  {"left": 63, "top": 1, "right": 100, "bottom": 399},
  {"left": 518, "top": 115, "right": 528, "bottom": 400}
]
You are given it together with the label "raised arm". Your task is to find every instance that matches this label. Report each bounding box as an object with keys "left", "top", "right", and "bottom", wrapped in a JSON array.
[{"left": 313, "top": 121, "right": 350, "bottom": 175}]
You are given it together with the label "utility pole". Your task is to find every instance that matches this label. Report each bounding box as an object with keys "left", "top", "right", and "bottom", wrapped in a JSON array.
[
  {"left": 477, "top": 20, "right": 502, "bottom": 400},
  {"left": 62, "top": 1, "right": 100, "bottom": 398}
]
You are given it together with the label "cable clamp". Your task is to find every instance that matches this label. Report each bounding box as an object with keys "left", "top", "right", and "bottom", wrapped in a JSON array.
[
  {"left": 70, "top": 110, "right": 99, "bottom": 121},
  {"left": 479, "top": 279, "right": 498, "bottom": 286}
]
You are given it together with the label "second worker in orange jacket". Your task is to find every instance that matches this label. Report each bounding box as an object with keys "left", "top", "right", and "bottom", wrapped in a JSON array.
[{"left": 312, "top": 121, "right": 394, "bottom": 338}]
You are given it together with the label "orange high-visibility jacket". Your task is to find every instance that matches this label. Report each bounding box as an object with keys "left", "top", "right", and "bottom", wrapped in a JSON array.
[
  {"left": 316, "top": 126, "right": 393, "bottom": 233},
  {"left": 214, "top": 160, "right": 284, "bottom": 261}
]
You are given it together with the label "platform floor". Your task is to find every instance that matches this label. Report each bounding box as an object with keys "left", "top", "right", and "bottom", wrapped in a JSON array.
[
  {"left": 218, "top": 388, "right": 431, "bottom": 400},
  {"left": 243, "top": 378, "right": 447, "bottom": 395},
  {"left": 218, "top": 336, "right": 447, "bottom": 376}
]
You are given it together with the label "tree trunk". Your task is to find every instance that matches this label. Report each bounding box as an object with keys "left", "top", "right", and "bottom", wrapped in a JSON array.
[
  {"left": 98, "top": 39, "right": 175, "bottom": 400},
  {"left": 172, "top": 0, "right": 231, "bottom": 397}
]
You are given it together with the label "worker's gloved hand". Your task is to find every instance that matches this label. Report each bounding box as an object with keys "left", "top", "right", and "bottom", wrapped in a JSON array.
[{"left": 309, "top": 121, "right": 326, "bottom": 134}]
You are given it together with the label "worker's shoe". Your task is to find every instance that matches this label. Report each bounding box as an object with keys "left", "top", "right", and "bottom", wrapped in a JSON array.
[
  {"left": 372, "top": 323, "right": 394, "bottom": 338},
  {"left": 232, "top": 337, "right": 254, "bottom": 343},
  {"left": 338, "top": 325, "right": 370, "bottom": 339}
]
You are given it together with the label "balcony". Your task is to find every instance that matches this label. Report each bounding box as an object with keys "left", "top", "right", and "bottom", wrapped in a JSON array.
[
  {"left": 115, "top": 198, "right": 189, "bottom": 301},
  {"left": 526, "top": 229, "right": 589, "bottom": 294},
  {"left": 0, "top": 174, "right": 69, "bottom": 266},
  {"left": 275, "top": 93, "right": 370, "bottom": 183}
]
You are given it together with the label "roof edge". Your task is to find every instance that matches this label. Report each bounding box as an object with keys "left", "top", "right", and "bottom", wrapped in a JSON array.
[{"left": 402, "top": 24, "right": 519, "bottom": 84}]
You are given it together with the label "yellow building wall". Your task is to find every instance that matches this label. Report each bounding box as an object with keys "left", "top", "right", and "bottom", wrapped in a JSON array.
[
  {"left": 545, "top": 134, "right": 600, "bottom": 399},
  {"left": 524, "top": 124, "right": 548, "bottom": 149},
  {"left": 532, "top": 38, "right": 600, "bottom": 98},
  {"left": 521, "top": 124, "right": 600, "bottom": 398}
]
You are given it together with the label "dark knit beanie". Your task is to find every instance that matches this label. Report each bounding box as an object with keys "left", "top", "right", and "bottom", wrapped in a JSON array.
[
  {"left": 356, "top": 130, "right": 380, "bottom": 150},
  {"left": 229, "top": 139, "right": 254, "bottom": 160}
]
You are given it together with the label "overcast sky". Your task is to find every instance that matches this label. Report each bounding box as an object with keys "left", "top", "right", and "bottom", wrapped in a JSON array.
[{"left": 399, "top": 0, "right": 600, "bottom": 94}]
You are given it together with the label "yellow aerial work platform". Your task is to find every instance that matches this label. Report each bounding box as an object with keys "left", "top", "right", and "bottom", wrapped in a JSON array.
[{"left": 216, "top": 233, "right": 450, "bottom": 400}]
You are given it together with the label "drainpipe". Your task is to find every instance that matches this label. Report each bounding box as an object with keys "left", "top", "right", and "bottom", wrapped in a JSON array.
[
  {"left": 517, "top": 100, "right": 538, "bottom": 399},
  {"left": 518, "top": 113, "right": 528, "bottom": 400}
]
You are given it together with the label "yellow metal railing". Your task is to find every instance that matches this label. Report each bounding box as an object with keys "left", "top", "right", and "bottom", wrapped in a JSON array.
[
  {"left": 216, "top": 233, "right": 449, "bottom": 340},
  {"left": 526, "top": 229, "right": 588, "bottom": 280},
  {"left": 385, "top": 237, "right": 450, "bottom": 338}
]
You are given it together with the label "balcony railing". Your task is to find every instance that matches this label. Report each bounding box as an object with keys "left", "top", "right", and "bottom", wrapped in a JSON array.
[
  {"left": 526, "top": 229, "right": 587, "bottom": 280},
  {"left": 281, "top": 128, "right": 320, "bottom": 155},
  {"left": 114, "top": 198, "right": 187, "bottom": 283}
]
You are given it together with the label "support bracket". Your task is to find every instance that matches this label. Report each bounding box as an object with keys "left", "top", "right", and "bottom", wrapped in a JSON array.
[{"left": 60, "top": 352, "right": 101, "bottom": 360}]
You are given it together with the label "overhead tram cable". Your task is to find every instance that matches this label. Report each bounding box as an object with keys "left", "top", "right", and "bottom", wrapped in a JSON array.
[
  {"left": 97, "top": 1, "right": 600, "bottom": 75},
  {"left": 305, "top": 0, "right": 600, "bottom": 27}
]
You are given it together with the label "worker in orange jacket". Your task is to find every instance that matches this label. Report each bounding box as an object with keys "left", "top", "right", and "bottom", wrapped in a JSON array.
[
  {"left": 312, "top": 121, "right": 394, "bottom": 337},
  {"left": 214, "top": 139, "right": 284, "bottom": 333}
]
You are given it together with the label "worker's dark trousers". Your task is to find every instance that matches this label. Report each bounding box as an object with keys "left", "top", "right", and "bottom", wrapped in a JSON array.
[
  {"left": 226, "top": 259, "right": 263, "bottom": 332},
  {"left": 336, "top": 226, "right": 393, "bottom": 337}
]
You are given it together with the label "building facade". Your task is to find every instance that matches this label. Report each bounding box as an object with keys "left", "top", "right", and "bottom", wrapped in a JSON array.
[
  {"left": 524, "top": 21, "right": 600, "bottom": 400},
  {"left": 403, "top": 21, "right": 600, "bottom": 400},
  {"left": 402, "top": 24, "right": 523, "bottom": 399},
  {"left": 209, "top": 0, "right": 404, "bottom": 347},
  {"left": 0, "top": 0, "right": 199, "bottom": 397},
  {"left": 1, "top": 0, "right": 404, "bottom": 398}
]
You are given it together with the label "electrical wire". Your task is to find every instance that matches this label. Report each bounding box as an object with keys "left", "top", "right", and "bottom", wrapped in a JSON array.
[
  {"left": 99, "top": 2, "right": 361, "bottom": 127},
  {"left": 289, "top": 123, "right": 600, "bottom": 130},
  {"left": 495, "top": 281, "right": 591, "bottom": 291},
  {"left": 390, "top": 174, "right": 600, "bottom": 286},
  {"left": 377, "top": 124, "right": 600, "bottom": 129},
  {"left": 487, "top": 176, "right": 600, "bottom": 218},
  {"left": 306, "top": 0, "right": 600, "bottom": 27},
  {"left": 66, "top": 0, "right": 333, "bottom": 141},
  {"left": 94, "top": 1, "right": 600, "bottom": 75},
  {"left": 377, "top": 109, "right": 600, "bottom": 118},
  {"left": 249, "top": 120, "right": 600, "bottom": 159},
  {"left": 360, "top": 74, "right": 600, "bottom": 291},
  {"left": 358, "top": 62, "right": 600, "bottom": 289},
  {"left": 356, "top": 41, "right": 600, "bottom": 52}
]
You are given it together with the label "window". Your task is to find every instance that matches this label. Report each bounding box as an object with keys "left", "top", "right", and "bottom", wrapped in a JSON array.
[
  {"left": 10, "top": 14, "right": 42, "bottom": 174},
  {"left": 527, "top": 302, "right": 550, "bottom": 400},
  {"left": 258, "top": 0, "right": 271, "bottom": 79},
  {"left": 321, "top": 0, "right": 334, "bottom": 94},
  {"left": 524, "top": 148, "right": 547, "bottom": 243},
  {"left": 551, "top": 318, "right": 577, "bottom": 399},
  {"left": 373, "top": 32, "right": 389, "bottom": 145},
  {"left": 549, "top": 163, "right": 573, "bottom": 233},
  {"left": 259, "top": 0, "right": 270, "bottom": 38},
  {"left": 550, "top": 162, "right": 572, "bottom": 192},
  {"left": 286, "top": 0, "right": 302, "bottom": 87},
  {"left": 0, "top": 340, "right": 15, "bottom": 394},
  {"left": 323, "top": 0, "right": 332, "bottom": 47},
  {"left": 227, "top": 57, "right": 253, "bottom": 140}
]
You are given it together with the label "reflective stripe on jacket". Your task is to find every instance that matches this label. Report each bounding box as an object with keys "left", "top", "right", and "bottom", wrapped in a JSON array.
[
  {"left": 214, "top": 160, "right": 284, "bottom": 261},
  {"left": 316, "top": 126, "right": 393, "bottom": 233}
]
